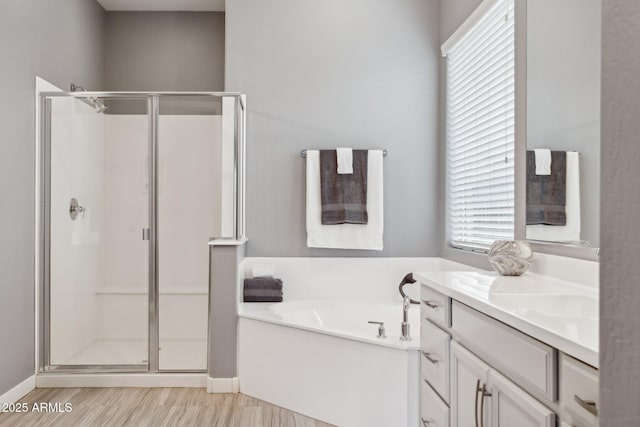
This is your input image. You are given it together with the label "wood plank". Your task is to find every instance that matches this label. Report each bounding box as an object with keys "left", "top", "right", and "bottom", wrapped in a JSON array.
[{"left": 0, "top": 388, "right": 336, "bottom": 427}]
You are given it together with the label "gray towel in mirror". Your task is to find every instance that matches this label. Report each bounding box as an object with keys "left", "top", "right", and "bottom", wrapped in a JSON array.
[
  {"left": 526, "top": 150, "right": 567, "bottom": 225},
  {"left": 319, "top": 149, "right": 368, "bottom": 225}
]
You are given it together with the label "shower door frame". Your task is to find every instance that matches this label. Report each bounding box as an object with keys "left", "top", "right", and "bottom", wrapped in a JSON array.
[{"left": 38, "top": 91, "right": 246, "bottom": 374}]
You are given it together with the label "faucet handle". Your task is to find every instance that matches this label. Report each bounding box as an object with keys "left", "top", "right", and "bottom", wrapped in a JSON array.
[{"left": 368, "top": 321, "right": 386, "bottom": 339}]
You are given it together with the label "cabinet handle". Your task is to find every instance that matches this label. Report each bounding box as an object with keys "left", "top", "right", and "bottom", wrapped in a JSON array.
[
  {"left": 421, "top": 351, "right": 439, "bottom": 365},
  {"left": 421, "top": 418, "right": 431, "bottom": 427},
  {"left": 480, "top": 384, "right": 492, "bottom": 427},
  {"left": 422, "top": 300, "right": 439, "bottom": 309},
  {"left": 475, "top": 381, "right": 491, "bottom": 427},
  {"left": 474, "top": 379, "right": 482, "bottom": 427},
  {"left": 574, "top": 395, "right": 598, "bottom": 417}
]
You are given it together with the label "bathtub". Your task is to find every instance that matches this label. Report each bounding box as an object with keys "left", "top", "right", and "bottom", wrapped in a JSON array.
[
  {"left": 241, "top": 299, "right": 420, "bottom": 349},
  {"left": 238, "top": 300, "right": 421, "bottom": 427},
  {"left": 237, "top": 257, "right": 475, "bottom": 427}
]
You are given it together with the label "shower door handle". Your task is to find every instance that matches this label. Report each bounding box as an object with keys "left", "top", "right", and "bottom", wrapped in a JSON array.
[{"left": 142, "top": 228, "right": 150, "bottom": 241}]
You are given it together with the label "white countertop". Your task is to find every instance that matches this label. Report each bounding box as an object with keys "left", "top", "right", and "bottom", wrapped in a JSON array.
[{"left": 415, "top": 271, "right": 599, "bottom": 368}]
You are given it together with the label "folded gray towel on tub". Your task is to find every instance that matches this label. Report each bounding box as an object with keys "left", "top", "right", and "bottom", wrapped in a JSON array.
[
  {"left": 320, "top": 149, "right": 368, "bottom": 224},
  {"left": 526, "top": 150, "right": 567, "bottom": 225},
  {"left": 244, "top": 277, "right": 283, "bottom": 302}
]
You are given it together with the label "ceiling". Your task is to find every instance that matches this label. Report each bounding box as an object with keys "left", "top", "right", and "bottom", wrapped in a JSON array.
[{"left": 97, "top": 0, "right": 225, "bottom": 11}]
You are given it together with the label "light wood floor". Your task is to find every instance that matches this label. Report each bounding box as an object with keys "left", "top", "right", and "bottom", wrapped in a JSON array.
[{"left": 0, "top": 388, "right": 336, "bottom": 427}]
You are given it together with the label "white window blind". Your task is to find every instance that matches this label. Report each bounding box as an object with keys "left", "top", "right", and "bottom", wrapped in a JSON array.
[{"left": 445, "top": 0, "right": 515, "bottom": 252}]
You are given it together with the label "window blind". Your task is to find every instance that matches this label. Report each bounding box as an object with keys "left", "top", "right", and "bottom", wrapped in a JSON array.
[{"left": 446, "top": 0, "right": 515, "bottom": 252}]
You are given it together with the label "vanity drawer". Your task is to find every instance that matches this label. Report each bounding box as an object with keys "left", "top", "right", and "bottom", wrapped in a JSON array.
[
  {"left": 560, "top": 354, "right": 598, "bottom": 427},
  {"left": 421, "top": 379, "right": 450, "bottom": 427},
  {"left": 451, "top": 301, "right": 557, "bottom": 401},
  {"left": 421, "top": 285, "right": 451, "bottom": 328},
  {"left": 421, "top": 319, "right": 451, "bottom": 403}
]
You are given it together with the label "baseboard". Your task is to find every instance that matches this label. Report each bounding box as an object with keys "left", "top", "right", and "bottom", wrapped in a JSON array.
[
  {"left": 206, "top": 377, "right": 239, "bottom": 393},
  {"left": 36, "top": 373, "right": 207, "bottom": 388},
  {"left": 0, "top": 376, "right": 36, "bottom": 405}
]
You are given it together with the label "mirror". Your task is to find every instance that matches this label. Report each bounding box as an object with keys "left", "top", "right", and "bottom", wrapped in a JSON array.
[{"left": 525, "top": 0, "right": 601, "bottom": 249}]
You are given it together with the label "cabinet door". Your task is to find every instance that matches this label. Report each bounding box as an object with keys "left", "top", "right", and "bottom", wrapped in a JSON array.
[
  {"left": 451, "top": 341, "right": 491, "bottom": 427},
  {"left": 489, "top": 369, "right": 555, "bottom": 427}
]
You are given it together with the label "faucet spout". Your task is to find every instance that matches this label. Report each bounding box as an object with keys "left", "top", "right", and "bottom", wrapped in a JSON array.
[
  {"left": 400, "top": 295, "right": 411, "bottom": 341},
  {"left": 403, "top": 295, "right": 410, "bottom": 322}
]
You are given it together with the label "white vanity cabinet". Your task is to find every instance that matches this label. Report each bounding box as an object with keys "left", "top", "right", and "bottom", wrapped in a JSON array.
[
  {"left": 489, "top": 368, "right": 556, "bottom": 427},
  {"left": 420, "top": 286, "right": 452, "bottom": 427},
  {"left": 422, "top": 300, "right": 557, "bottom": 427},
  {"left": 451, "top": 301, "right": 556, "bottom": 401},
  {"left": 450, "top": 341, "right": 491, "bottom": 427},
  {"left": 450, "top": 341, "right": 555, "bottom": 427},
  {"left": 560, "top": 355, "right": 599, "bottom": 427},
  {"left": 422, "top": 379, "right": 451, "bottom": 427},
  {"left": 419, "top": 274, "right": 599, "bottom": 427},
  {"left": 421, "top": 319, "right": 451, "bottom": 403}
]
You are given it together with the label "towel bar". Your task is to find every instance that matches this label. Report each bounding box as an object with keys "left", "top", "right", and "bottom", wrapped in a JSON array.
[{"left": 300, "top": 149, "right": 388, "bottom": 158}]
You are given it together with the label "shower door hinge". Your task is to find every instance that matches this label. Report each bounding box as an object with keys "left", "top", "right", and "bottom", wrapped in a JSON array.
[{"left": 142, "top": 228, "right": 150, "bottom": 241}]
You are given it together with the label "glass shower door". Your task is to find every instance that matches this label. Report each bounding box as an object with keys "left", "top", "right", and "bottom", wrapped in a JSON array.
[
  {"left": 156, "top": 95, "right": 222, "bottom": 371},
  {"left": 46, "top": 96, "right": 151, "bottom": 369},
  {"left": 43, "top": 92, "right": 244, "bottom": 373}
]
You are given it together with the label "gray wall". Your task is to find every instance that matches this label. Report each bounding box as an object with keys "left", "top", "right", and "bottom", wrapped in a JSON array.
[
  {"left": 0, "top": 0, "right": 105, "bottom": 395},
  {"left": 226, "top": 0, "right": 441, "bottom": 257},
  {"left": 105, "top": 12, "right": 225, "bottom": 91},
  {"left": 600, "top": 0, "right": 640, "bottom": 424},
  {"left": 440, "top": 0, "right": 483, "bottom": 41}
]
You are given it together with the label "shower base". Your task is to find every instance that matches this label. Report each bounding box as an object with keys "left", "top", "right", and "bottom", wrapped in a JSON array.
[
  {"left": 53, "top": 337, "right": 207, "bottom": 371},
  {"left": 35, "top": 372, "right": 208, "bottom": 389}
]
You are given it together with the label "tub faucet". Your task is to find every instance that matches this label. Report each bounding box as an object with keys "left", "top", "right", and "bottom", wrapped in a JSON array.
[
  {"left": 400, "top": 295, "right": 411, "bottom": 341},
  {"left": 368, "top": 321, "right": 386, "bottom": 339}
]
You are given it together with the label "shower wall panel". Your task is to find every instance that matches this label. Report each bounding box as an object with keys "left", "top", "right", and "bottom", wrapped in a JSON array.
[
  {"left": 49, "top": 98, "right": 105, "bottom": 365},
  {"left": 157, "top": 116, "right": 220, "bottom": 294},
  {"left": 157, "top": 115, "right": 220, "bottom": 370}
]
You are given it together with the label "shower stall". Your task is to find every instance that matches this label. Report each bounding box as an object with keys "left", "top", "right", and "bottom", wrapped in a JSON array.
[{"left": 37, "top": 90, "right": 245, "bottom": 374}]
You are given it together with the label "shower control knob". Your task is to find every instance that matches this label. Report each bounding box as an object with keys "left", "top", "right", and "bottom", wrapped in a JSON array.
[{"left": 69, "top": 198, "right": 85, "bottom": 220}]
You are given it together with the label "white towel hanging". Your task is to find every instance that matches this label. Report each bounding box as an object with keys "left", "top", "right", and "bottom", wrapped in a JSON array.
[
  {"left": 534, "top": 149, "right": 552, "bottom": 175},
  {"left": 306, "top": 150, "right": 384, "bottom": 250},
  {"left": 336, "top": 147, "right": 353, "bottom": 174}
]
